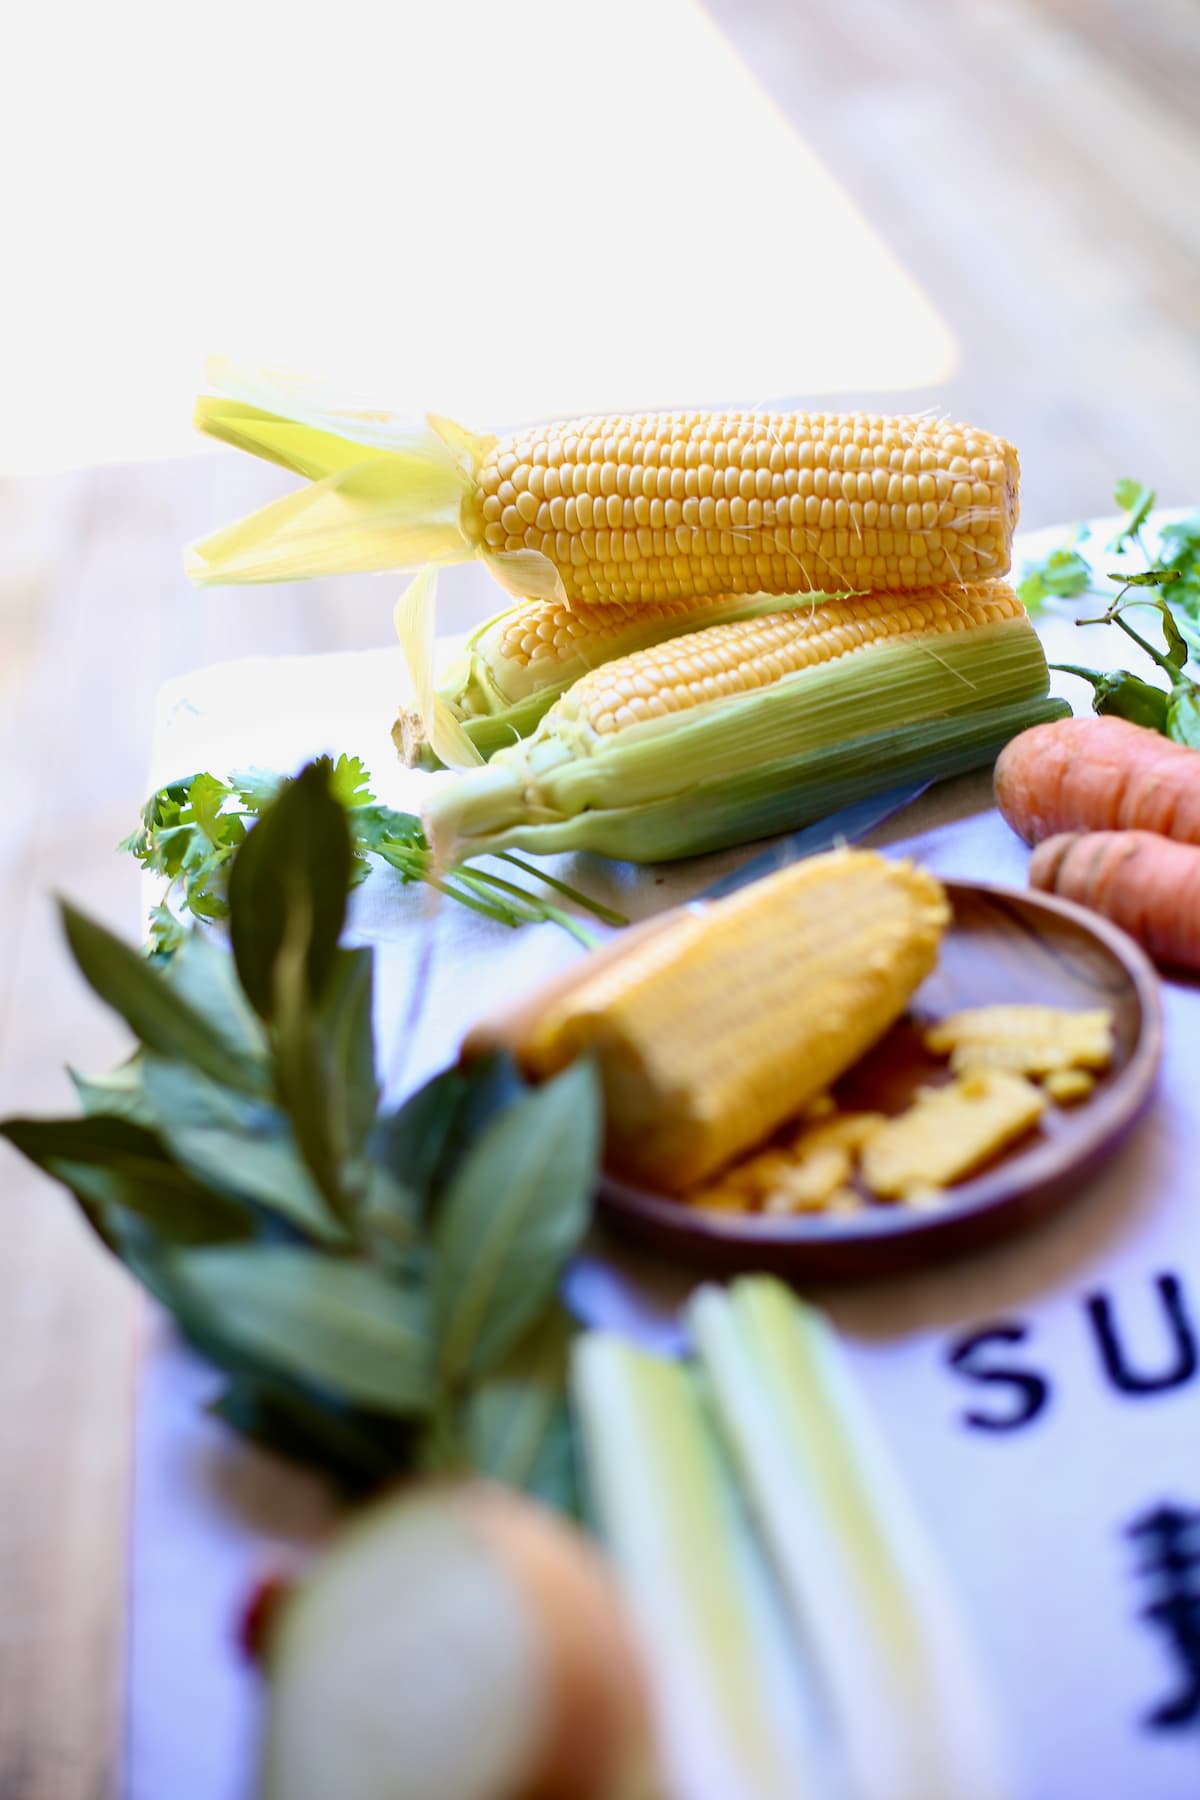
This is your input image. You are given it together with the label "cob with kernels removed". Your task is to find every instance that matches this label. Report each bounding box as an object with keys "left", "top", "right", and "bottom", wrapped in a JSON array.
[
  {"left": 423, "top": 581, "right": 1069, "bottom": 866},
  {"left": 186, "top": 364, "right": 1019, "bottom": 606},
  {"left": 467, "top": 848, "right": 951, "bottom": 1193}
]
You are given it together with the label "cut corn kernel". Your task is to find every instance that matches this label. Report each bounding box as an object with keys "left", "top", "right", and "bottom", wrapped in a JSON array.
[
  {"left": 761, "top": 1147, "right": 854, "bottom": 1214},
  {"left": 924, "top": 1004, "right": 1114, "bottom": 1075},
  {"left": 479, "top": 848, "right": 949, "bottom": 1193},
  {"left": 424, "top": 581, "right": 1068, "bottom": 865},
  {"left": 789, "top": 1111, "right": 887, "bottom": 1157},
  {"left": 1042, "top": 1068, "right": 1096, "bottom": 1105},
  {"left": 690, "top": 1111, "right": 885, "bottom": 1215},
  {"left": 861, "top": 1070, "right": 1046, "bottom": 1200},
  {"left": 189, "top": 374, "right": 1020, "bottom": 606}
]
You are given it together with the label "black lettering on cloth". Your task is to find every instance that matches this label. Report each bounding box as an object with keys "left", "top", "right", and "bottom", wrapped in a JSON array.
[
  {"left": 1088, "top": 1274, "right": 1197, "bottom": 1397},
  {"left": 947, "top": 1323, "right": 1049, "bottom": 1432}
]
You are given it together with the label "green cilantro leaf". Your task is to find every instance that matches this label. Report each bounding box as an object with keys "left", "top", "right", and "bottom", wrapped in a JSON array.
[
  {"left": 1017, "top": 545, "right": 1093, "bottom": 613},
  {"left": 323, "top": 752, "right": 374, "bottom": 811},
  {"left": 1108, "top": 479, "right": 1156, "bottom": 553},
  {"left": 188, "top": 772, "right": 235, "bottom": 845},
  {"left": 229, "top": 768, "right": 285, "bottom": 815}
]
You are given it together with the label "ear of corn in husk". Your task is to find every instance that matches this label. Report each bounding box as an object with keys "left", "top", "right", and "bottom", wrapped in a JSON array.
[
  {"left": 187, "top": 362, "right": 1019, "bottom": 605},
  {"left": 424, "top": 581, "right": 1069, "bottom": 867},
  {"left": 394, "top": 577, "right": 821, "bottom": 769},
  {"left": 468, "top": 847, "right": 950, "bottom": 1193}
]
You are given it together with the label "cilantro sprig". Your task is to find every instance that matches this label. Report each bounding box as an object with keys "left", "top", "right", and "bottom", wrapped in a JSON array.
[
  {"left": 1021, "top": 480, "right": 1200, "bottom": 745},
  {"left": 123, "top": 754, "right": 624, "bottom": 956}
]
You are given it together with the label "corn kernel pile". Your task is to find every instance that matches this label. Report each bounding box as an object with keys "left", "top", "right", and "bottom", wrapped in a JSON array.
[{"left": 686, "top": 1003, "right": 1115, "bottom": 1215}]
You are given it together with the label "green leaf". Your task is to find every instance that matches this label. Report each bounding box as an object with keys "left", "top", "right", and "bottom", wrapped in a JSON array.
[
  {"left": 60, "top": 902, "right": 267, "bottom": 1098},
  {"left": 1107, "top": 567, "right": 1180, "bottom": 588},
  {"left": 1166, "top": 684, "right": 1200, "bottom": 748},
  {"left": 161, "top": 929, "right": 269, "bottom": 1063},
  {"left": 1157, "top": 513, "right": 1200, "bottom": 613},
  {"left": 147, "top": 902, "right": 187, "bottom": 960},
  {"left": 459, "top": 1304, "right": 578, "bottom": 1511},
  {"left": 69, "top": 1057, "right": 155, "bottom": 1125},
  {"left": 209, "top": 1376, "right": 412, "bottom": 1491},
  {"left": 432, "top": 1060, "right": 600, "bottom": 1385},
  {"left": 1158, "top": 600, "right": 1190, "bottom": 673},
  {"left": 229, "top": 767, "right": 284, "bottom": 814},
  {"left": 141, "top": 1057, "right": 350, "bottom": 1245},
  {"left": 271, "top": 885, "right": 354, "bottom": 1226},
  {"left": 1108, "top": 479, "right": 1155, "bottom": 551},
  {"left": 1017, "top": 545, "right": 1092, "bottom": 613},
  {"left": 167, "top": 1246, "right": 434, "bottom": 1416},
  {"left": 358, "top": 1161, "right": 424, "bottom": 1269},
  {"left": 0, "top": 1114, "right": 253, "bottom": 1244},
  {"left": 317, "top": 948, "right": 378, "bottom": 1157},
  {"left": 370, "top": 1052, "right": 525, "bottom": 1215},
  {"left": 323, "top": 752, "right": 374, "bottom": 810},
  {"left": 228, "top": 761, "right": 351, "bottom": 1018},
  {"left": 187, "top": 771, "right": 235, "bottom": 845}
]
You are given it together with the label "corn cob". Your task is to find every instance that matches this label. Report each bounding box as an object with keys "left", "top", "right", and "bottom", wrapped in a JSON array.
[
  {"left": 187, "top": 364, "right": 1019, "bottom": 606},
  {"left": 395, "top": 585, "right": 816, "bottom": 768},
  {"left": 423, "top": 581, "right": 1069, "bottom": 866},
  {"left": 469, "top": 848, "right": 950, "bottom": 1193}
]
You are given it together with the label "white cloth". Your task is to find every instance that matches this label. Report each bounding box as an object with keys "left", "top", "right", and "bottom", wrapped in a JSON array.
[{"left": 128, "top": 518, "right": 1200, "bottom": 1800}]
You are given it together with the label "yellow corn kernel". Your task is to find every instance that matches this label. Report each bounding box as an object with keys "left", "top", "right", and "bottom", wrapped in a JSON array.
[
  {"left": 762, "top": 1146, "right": 854, "bottom": 1214},
  {"left": 556, "top": 583, "right": 1026, "bottom": 738},
  {"left": 475, "top": 410, "right": 1019, "bottom": 605},
  {"left": 860, "top": 1071, "right": 1046, "bottom": 1201},
  {"left": 501, "top": 848, "right": 950, "bottom": 1194},
  {"left": 1042, "top": 1068, "right": 1096, "bottom": 1105},
  {"left": 923, "top": 1005, "right": 1114, "bottom": 1075},
  {"left": 789, "top": 1111, "right": 887, "bottom": 1156},
  {"left": 799, "top": 1092, "right": 838, "bottom": 1122}
]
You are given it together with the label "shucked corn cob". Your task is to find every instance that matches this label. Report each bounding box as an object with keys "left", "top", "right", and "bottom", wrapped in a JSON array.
[
  {"left": 468, "top": 848, "right": 950, "bottom": 1193},
  {"left": 395, "top": 584, "right": 811, "bottom": 767},
  {"left": 424, "top": 580, "right": 1069, "bottom": 866},
  {"left": 187, "top": 364, "right": 1019, "bottom": 606}
]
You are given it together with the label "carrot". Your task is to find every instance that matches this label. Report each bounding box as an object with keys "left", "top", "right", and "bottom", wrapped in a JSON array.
[
  {"left": 1030, "top": 829, "right": 1200, "bottom": 970},
  {"left": 994, "top": 716, "right": 1200, "bottom": 846}
]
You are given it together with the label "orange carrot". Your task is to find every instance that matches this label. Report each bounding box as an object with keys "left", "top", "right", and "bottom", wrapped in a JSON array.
[
  {"left": 1030, "top": 830, "right": 1200, "bottom": 970},
  {"left": 994, "top": 716, "right": 1200, "bottom": 847}
]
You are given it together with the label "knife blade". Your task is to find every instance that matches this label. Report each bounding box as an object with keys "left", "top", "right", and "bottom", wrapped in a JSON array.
[{"left": 697, "top": 779, "right": 932, "bottom": 901}]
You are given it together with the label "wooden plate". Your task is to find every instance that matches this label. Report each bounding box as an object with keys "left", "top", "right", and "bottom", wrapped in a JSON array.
[{"left": 595, "top": 879, "right": 1163, "bottom": 1278}]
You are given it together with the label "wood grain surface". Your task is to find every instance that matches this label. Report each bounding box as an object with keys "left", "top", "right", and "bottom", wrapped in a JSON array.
[{"left": 2, "top": 1, "right": 1198, "bottom": 1793}]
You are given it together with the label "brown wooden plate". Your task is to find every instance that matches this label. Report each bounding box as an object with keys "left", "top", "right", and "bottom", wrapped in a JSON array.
[{"left": 595, "top": 879, "right": 1163, "bottom": 1278}]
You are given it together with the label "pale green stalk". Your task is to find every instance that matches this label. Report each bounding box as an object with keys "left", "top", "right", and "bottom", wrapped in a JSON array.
[
  {"left": 690, "top": 1280, "right": 1012, "bottom": 1800},
  {"left": 571, "top": 1335, "right": 831, "bottom": 1800}
]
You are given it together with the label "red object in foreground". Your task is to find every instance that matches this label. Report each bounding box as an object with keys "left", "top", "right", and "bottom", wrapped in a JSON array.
[{"left": 238, "top": 1574, "right": 293, "bottom": 1666}]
